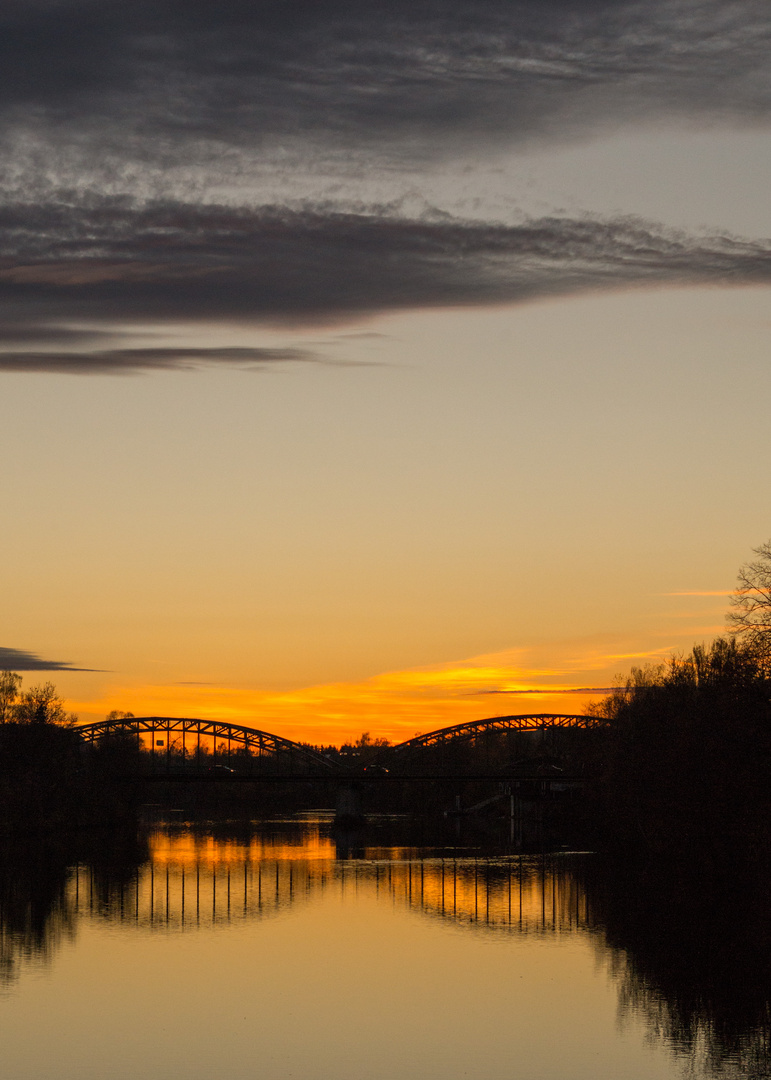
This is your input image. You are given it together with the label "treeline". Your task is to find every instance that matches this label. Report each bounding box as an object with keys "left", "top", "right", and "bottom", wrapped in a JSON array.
[
  {"left": 584, "top": 538, "right": 771, "bottom": 859},
  {"left": 0, "top": 674, "right": 142, "bottom": 831},
  {"left": 0, "top": 673, "right": 77, "bottom": 726},
  {"left": 588, "top": 636, "right": 771, "bottom": 859}
]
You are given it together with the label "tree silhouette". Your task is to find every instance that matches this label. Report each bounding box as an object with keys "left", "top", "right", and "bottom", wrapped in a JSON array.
[
  {"left": 0, "top": 671, "right": 22, "bottom": 723},
  {"left": 589, "top": 637, "right": 771, "bottom": 854},
  {"left": 727, "top": 539, "right": 771, "bottom": 656},
  {"left": 14, "top": 682, "right": 76, "bottom": 726}
]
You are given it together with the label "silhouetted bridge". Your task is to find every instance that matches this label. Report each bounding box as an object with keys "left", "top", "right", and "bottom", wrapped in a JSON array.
[
  {"left": 382, "top": 713, "right": 598, "bottom": 756},
  {"left": 76, "top": 713, "right": 600, "bottom": 780},
  {"left": 77, "top": 715, "right": 337, "bottom": 773}
]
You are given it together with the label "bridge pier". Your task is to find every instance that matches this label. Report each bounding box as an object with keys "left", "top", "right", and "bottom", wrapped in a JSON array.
[{"left": 334, "top": 783, "right": 364, "bottom": 827}]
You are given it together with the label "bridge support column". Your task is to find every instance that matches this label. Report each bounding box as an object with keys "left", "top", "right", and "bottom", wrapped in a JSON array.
[
  {"left": 334, "top": 783, "right": 364, "bottom": 827},
  {"left": 511, "top": 792, "right": 524, "bottom": 848}
]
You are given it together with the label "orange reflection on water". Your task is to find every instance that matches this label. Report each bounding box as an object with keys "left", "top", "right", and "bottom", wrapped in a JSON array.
[
  {"left": 74, "top": 829, "right": 593, "bottom": 936},
  {"left": 149, "top": 828, "right": 337, "bottom": 869}
]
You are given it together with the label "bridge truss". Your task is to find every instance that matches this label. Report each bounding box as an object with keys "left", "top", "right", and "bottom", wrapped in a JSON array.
[
  {"left": 77, "top": 716, "right": 337, "bottom": 772},
  {"left": 384, "top": 714, "right": 599, "bottom": 757}
]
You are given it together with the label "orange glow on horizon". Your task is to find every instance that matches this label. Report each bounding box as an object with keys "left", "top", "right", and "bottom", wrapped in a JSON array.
[
  {"left": 69, "top": 642, "right": 641, "bottom": 744},
  {"left": 663, "top": 590, "right": 736, "bottom": 597}
]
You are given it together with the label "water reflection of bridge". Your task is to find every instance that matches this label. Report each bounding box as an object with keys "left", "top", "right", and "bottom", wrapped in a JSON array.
[{"left": 72, "top": 833, "right": 593, "bottom": 934}]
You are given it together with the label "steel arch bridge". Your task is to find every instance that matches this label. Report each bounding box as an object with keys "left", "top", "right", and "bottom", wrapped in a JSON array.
[
  {"left": 383, "top": 714, "right": 600, "bottom": 757},
  {"left": 77, "top": 716, "right": 337, "bottom": 772}
]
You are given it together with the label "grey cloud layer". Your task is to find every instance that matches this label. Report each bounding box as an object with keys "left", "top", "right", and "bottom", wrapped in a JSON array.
[
  {"left": 0, "top": 199, "right": 769, "bottom": 371},
  {"left": 0, "top": 646, "right": 95, "bottom": 671},
  {"left": 0, "top": 0, "right": 769, "bottom": 177},
  {"left": 1, "top": 2, "right": 769, "bottom": 372}
]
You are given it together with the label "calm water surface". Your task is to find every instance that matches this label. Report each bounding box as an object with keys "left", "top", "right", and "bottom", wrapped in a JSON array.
[{"left": 1, "top": 818, "right": 767, "bottom": 1080}]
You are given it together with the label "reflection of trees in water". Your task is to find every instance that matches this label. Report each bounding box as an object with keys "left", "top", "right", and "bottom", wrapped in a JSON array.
[
  {"left": 0, "top": 831, "right": 148, "bottom": 983},
  {"left": 584, "top": 854, "right": 771, "bottom": 1078},
  {"left": 0, "top": 844, "right": 76, "bottom": 983}
]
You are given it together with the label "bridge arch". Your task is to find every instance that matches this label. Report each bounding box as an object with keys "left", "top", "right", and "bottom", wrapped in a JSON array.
[
  {"left": 77, "top": 716, "right": 337, "bottom": 771},
  {"left": 383, "top": 714, "right": 599, "bottom": 758}
]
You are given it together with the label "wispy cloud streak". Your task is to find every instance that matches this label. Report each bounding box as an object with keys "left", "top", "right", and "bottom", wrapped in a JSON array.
[
  {"left": 481, "top": 686, "right": 618, "bottom": 694},
  {"left": 663, "top": 590, "right": 735, "bottom": 596},
  {"left": 0, "top": 345, "right": 322, "bottom": 374}
]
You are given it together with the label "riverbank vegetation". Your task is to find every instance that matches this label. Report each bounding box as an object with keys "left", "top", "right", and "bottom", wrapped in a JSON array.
[
  {"left": 588, "top": 636, "right": 771, "bottom": 859},
  {"left": 586, "top": 539, "right": 771, "bottom": 859},
  {"left": 0, "top": 674, "right": 142, "bottom": 831}
]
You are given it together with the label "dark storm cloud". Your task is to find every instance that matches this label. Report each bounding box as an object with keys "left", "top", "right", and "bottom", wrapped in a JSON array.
[
  {"left": 0, "top": 0, "right": 768, "bottom": 168},
  {"left": 0, "top": 197, "right": 769, "bottom": 372},
  {"left": 0, "top": 646, "right": 96, "bottom": 671}
]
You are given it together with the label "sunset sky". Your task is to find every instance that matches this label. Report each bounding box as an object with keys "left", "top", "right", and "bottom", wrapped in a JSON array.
[{"left": 2, "top": 0, "right": 770, "bottom": 744}]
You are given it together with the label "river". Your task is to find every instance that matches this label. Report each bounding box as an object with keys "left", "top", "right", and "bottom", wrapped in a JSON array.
[{"left": 1, "top": 816, "right": 767, "bottom": 1079}]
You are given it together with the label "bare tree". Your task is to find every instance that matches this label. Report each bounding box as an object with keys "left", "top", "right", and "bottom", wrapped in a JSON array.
[
  {"left": 106, "top": 710, "right": 134, "bottom": 722},
  {"left": 727, "top": 540, "right": 771, "bottom": 654},
  {"left": 0, "top": 671, "right": 22, "bottom": 723},
  {"left": 14, "top": 682, "right": 77, "bottom": 726}
]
